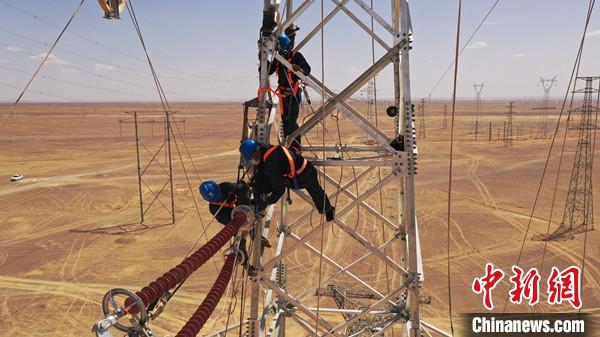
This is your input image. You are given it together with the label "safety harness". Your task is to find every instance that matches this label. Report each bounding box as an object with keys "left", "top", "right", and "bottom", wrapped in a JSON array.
[
  {"left": 263, "top": 145, "right": 307, "bottom": 179},
  {"left": 276, "top": 51, "right": 301, "bottom": 97},
  {"left": 209, "top": 193, "right": 237, "bottom": 208},
  {"left": 256, "top": 52, "right": 302, "bottom": 116}
]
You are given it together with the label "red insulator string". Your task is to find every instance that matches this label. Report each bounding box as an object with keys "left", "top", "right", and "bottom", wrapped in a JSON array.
[
  {"left": 175, "top": 252, "right": 237, "bottom": 337},
  {"left": 126, "top": 212, "right": 246, "bottom": 313}
]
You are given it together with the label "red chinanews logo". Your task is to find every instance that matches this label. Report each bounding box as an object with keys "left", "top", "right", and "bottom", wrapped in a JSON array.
[{"left": 472, "top": 263, "right": 582, "bottom": 310}]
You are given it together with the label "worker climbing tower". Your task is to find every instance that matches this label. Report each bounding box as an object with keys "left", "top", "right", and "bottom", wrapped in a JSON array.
[
  {"left": 212, "top": 1, "right": 446, "bottom": 337},
  {"left": 541, "top": 76, "right": 598, "bottom": 241},
  {"left": 89, "top": 1, "right": 450, "bottom": 336}
]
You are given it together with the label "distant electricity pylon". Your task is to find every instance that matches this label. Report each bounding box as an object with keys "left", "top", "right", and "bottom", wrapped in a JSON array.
[
  {"left": 130, "top": 110, "right": 176, "bottom": 225},
  {"left": 533, "top": 76, "right": 557, "bottom": 138},
  {"left": 504, "top": 102, "right": 515, "bottom": 147},
  {"left": 442, "top": 103, "right": 448, "bottom": 129},
  {"left": 315, "top": 285, "right": 389, "bottom": 335},
  {"left": 418, "top": 98, "right": 426, "bottom": 139},
  {"left": 541, "top": 76, "right": 598, "bottom": 241},
  {"left": 360, "top": 80, "right": 377, "bottom": 143},
  {"left": 473, "top": 82, "right": 484, "bottom": 141}
]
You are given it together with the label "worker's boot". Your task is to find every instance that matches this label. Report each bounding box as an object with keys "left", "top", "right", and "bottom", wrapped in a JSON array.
[
  {"left": 325, "top": 207, "right": 335, "bottom": 222},
  {"left": 261, "top": 235, "right": 272, "bottom": 248}
]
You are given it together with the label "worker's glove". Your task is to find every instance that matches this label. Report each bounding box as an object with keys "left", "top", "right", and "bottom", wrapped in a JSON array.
[
  {"left": 285, "top": 24, "right": 300, "bottom": 37},
  {"left": 292, "top": 64, "right": 302, "bottom": 73}
]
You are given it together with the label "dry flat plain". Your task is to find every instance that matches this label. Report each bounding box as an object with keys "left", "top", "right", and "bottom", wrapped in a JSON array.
[{"left": 0, "top": 101, "right": 598, "bottom": 336}]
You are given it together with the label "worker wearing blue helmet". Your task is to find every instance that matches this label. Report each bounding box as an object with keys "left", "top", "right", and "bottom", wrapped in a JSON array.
[
  {"left": 199, "top": 180, "right": 250, "bottom": 226},
  {"left": 239, "top": 139, "right": 335, "bottom": 221},
  {"left": 199, "top": 180, "right": 271, "bottom": 265},
  {"left": 267, "top": 24, "right": 310, "bottom": 152}
]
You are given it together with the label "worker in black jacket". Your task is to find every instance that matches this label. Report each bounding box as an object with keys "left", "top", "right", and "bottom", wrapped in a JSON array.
[
  {"left": 199, "top": 180, "right": 271, "bottom": 260},
  {"left": 267, "top": 28, "right": 310, "bottom": 152},
  {"left": 199, "top": 181, "right": 250, "bottom": 225},
  {"left": 239, "top": 140, "right": 335, "bottom": 221}
]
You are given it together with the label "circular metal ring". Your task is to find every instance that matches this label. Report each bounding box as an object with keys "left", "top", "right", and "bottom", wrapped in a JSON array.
[
  {"left": 232, "top": 205, "right": 255, "bottom": 231},
  {"left": 102, "top": 288, "right": 147, "bottom": 333}
]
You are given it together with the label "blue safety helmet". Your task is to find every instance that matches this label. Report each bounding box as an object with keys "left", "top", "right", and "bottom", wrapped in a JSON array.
[
  {"left": 239, "top": 139, "right": 260, "bottom": 161},
  {"left": 199, "top": 180, "right": 222, "bottom": 202},
  {"left": 278, "top": 34, "right": 292, "bottom": 51}
]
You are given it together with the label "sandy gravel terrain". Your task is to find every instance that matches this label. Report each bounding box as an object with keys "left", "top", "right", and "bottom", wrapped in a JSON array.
[{"left": 0, "top": 101, "right": 597, "bottom": 336}]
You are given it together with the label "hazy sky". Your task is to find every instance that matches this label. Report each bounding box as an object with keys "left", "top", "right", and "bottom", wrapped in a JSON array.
[{"left": 0, "top": 0, "right": 599, "bottom": 102}]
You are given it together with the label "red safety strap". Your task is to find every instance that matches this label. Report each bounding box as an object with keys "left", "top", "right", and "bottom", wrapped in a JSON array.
[
  {"left": 209, "top": 193, "right": 237, "bottom": 209},
  {"left": 284, "top": 52, "right": 301, "bottom": 96},
  {"left": 263, "top": 146, "right": 307, "bottom": 179},
  {"left": 257, "top": 87, "right": 285, "bottom": 114},
  {"left": 275, "top": 52, "right": 301, "bottom": 97},
  {"left": 210, "top": 200, "right": 236, "bottom": 208}
]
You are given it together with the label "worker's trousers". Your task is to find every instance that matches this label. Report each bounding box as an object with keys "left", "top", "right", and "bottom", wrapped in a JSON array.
[
  {"left": 291, "top": 161, "right": 332, "bottom": 214},
  {"left": 282, "top": 91, "right": 302, "bottom": 149}
]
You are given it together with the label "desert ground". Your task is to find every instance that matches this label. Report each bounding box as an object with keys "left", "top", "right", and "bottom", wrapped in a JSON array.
[{"left": 0, "top": 100, "right": 598, "bottom": 336}]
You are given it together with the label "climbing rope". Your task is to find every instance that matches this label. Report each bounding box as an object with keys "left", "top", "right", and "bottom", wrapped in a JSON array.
[
  {"left": 126, "top": 0, "right": 223, "bottom": 279},
  {"left": 370, "top": 0, "right": 393, "bottom": 309},
  {"left": 427, "top": 0, "right": 500, "bottom": 99},
  {"left": 446, "top": 0, "right": 462, "bottom": 335}
]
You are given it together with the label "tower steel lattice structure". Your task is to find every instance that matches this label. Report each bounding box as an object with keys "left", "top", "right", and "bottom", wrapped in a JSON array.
[
  {"left": 542, "top": 76, "right": 598, "bottom": 241},
  {"left": 315, "top": 285, "right": 398, "bottom": 336},
  {"left": 504, "top": 102, "right": 515, "bottom": 147},
  {"left": 130, "top": 110, "right": 176, "bottom": 225},
  {"left": 473, "top": 82, "right": 484, "bottom": 141},
  {"left": 206, "top": 1, "right": 450, "bottom": 337},
  {"left": 533, "top": 76, "right": 557, "bottom": 139},
  {"left": 360, "top": 80, "right": 377, "bottom": 144}
]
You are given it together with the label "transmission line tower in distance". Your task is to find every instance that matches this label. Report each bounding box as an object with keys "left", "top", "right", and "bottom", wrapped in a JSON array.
[
  {"left": 360, "top": 80, "right": 377, "bottom": 144},
  {"left": 418, "top": 98, "right": 426, "bottom": 139},
  {"left": 539, "top": 76, "right": 598, "bottom": 241},
  {"left": 442, "top": 103, "right": 448, "bottom": 129},
  {"left": 504, "top": 102, "right": 515, "bottom": 147},
  {"left": 473, "top": 82, "right": 484, "bottom": 141},
  {"left": 532, "top": 76, "right": 557, "bottom": 138}
]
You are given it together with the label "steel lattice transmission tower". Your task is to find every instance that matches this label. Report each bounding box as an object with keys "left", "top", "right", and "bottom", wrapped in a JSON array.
[
  {"left": 504, "top": 102, "right": 515, "bottom": 147},
  {"left": 207, "top": 1, "right": 450, "bottom": 337},
  {"left": 473, "top": 82, "right": 484, "bottom": 141},
  {"left": 418, "top": 98, "right": 426, "bottom": 139},
  {"left": 360, "top": 80, "right": 377, "bottom": 143},
  {"left": 542, "top": 76, "right": 598, "bottom": 241},
  {"left": 533, "top": 76, "right": 557, "bottom": 139}
]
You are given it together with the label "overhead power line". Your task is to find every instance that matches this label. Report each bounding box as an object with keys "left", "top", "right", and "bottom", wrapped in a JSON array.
[
  {"left": 0, "top": 64, "right": 146, "bottom": 97},
  {"left": 0, "top": 80, "right": 72, "bottom": 101},
  {"left": 0, "top": 42, "right": 206, "bottom": 99},
  {"left": 0, "top": 0, "right": 242, "bottom": 82},
  {"left": 0, "top": 26, "right": 249, "bottom": 84}
]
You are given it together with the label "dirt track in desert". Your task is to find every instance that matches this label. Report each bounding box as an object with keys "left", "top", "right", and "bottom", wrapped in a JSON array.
[{"left": 0, "top": 101, "right": 598, "bottom": 336}]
